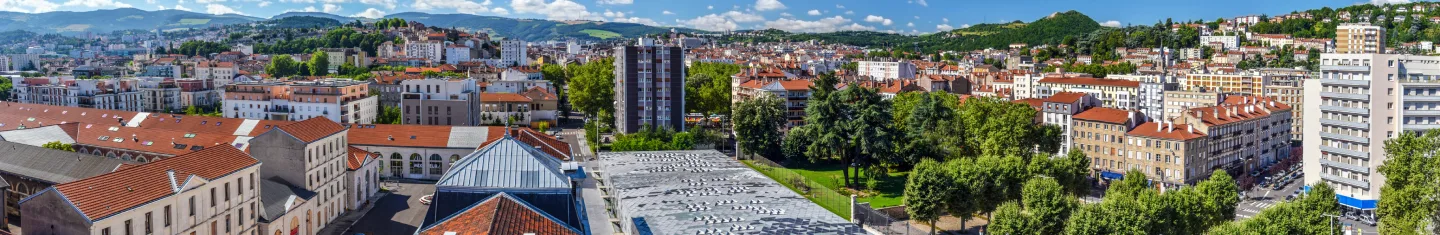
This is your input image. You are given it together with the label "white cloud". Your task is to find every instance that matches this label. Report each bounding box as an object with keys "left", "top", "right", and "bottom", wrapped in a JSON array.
[
  {"left": 596, "top": 0, "right": 631, "bottom": 5},
  {"left": 960, "top": 24, "right": 970, "bottom": 28},
  {"left": 173, "top": 4, "right": 191, "bottom": 10},
  {"left": 1371, "top": 0, "right": 1410, "bottom": 5},
  {"left": 942, "top": 17, "right": 949, "bottom": 23},
  {"left": 603, "top": 9, "right": 624, "bottom": 18},
  {"left": 907, "top": 22, "right": 913, "bottom": 27},
  {"left": 753, "top": 0, "right": 784, "bottom": 11},
  {"left": 844, "top": 10, "right": 853, "bottom": 15},
  {"left": 834, "top": 4, "right": 843, "bottom": 8},
  {"left": 722, "top": 10, "right": 764, "bottom": 22},
  {"left": 864, "top": 15, "right": 889, "bottom": 25},
  {"left": 780, "top": 12, "right": 792, "bottom": 17},
  {"left": 257, "top": 1, "right": 269, "bottom": 6},
  {"left": 683, "top": 14, "right": 738, "bottom": 31},
  {"left": 415, "top": 0, "right": 501, "bottom": 15},
  {"left": 763, "top": 16, "right": 872, "bottom": 33},
  {"left": 206, "top": 3, "right": 244, "bottom": 15},
  {"left": 303, "top": 5, "right": 316, "bottom": 11},
  {"left": 706, "top": 5, "right": 712, "bottom": 9},
  {"left": 194, "top": 0, "right": 222, "bottom": 4},
  {"left": 936, "top": 23, "right": 953, "bottom": 31},
  {"left": 155, "top": 4, "right": 165, "bottom": 9},
  {"left": 492, "top": 7, "right": 507, "bottom": 14},
  {"left": 662, "top": 10, "right": 674, "bottom": 15},
  {"left": 322, "top": 3, "right": 340, "bottom": 12},
  {"left": 613, "top": 16, "right": 660, "bottom": 26},
  {"left": 146, "top": 0, "right": 155, "bottom": 4},
  {"left": 806, "top": 9, "right": 819, "bottom": 16},
  {"left": 915, "top": 0, "right": 927, "bottom": 6},
  {"left": 511, "top": 0, "right": 601, "bottom": 20},
  {"left": 62, "top": 0, "right": 133, "bottom": 8},
  {"left": 357, "top": 0, "right": 395, "bottom": 9},
  {"left": 1100, "top": 20, "right": 1121, "bottom": 27},
  {"left": 352, "top": 7, "right": 384, "bottom": 18}
]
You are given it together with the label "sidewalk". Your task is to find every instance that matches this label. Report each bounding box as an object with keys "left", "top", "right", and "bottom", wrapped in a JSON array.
[{"left": 318, "top": 192, "right": 391, "bottom": 235}]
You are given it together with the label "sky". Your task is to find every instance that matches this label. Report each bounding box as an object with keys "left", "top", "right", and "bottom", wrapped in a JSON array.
[{"left": 0, "top": 0, "right": 1413, "bottom": 34}]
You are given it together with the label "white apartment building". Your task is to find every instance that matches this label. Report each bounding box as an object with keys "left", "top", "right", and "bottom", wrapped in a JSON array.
[
  {"left": 223, "top": 79, "right": 378, "bottom": 124},
  {"left": 1200, "top": 35, "right": 1240, "bottom": 50},
  {"left": 1035, "top": 74, "right": 1141, "bottom": 111},
  {"left": 249, "top": 118, "right": 353, "bottom": 235},
  {"left": 1304, "top": 53, "right": 1440, "bottom": 216},
  {"left": 195, "top": 61, "right": 238, "bottom": 81},
  {"left": 404, "top": 40, "right": 444, "bottom": 63},
  {"left": 20, "top": 146, "right": 262, "bottom": 235},
  {"left": 11, "top": 77, "right": 144, "bottom": 112},
  {"left": 444, "top": 45, "right": 472, "bottom": 65},
  {"left": 138, "top": 77, "right": 182, "bottom": 113},
  {"left": 1336, "top": 23, "right": 1385, "bottom": 54},
  {"left": 399, "top": 78, "right": 481, "bottom": 126},
  {"left": 501, "top": 40, "right": 529, "bottom": 67},
  {"left": 857, "top": 60, "right": 917, "bottom": 80},
  {"left": 1042, "top": 92, "right": 1101, "bottom": 154}
]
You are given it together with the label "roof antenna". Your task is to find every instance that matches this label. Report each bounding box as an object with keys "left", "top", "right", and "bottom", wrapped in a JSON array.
[{"left": 503, "top": 118, "right": 512, "bottom": 138}]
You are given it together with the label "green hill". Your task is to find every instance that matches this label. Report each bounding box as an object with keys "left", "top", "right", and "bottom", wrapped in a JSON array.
[
  {"left": 385, "top": 12, "right": 702, "bottom": 41},
  {"left": 722, "top": 11, "right": 1101, "bottom": 52},
  {"left": 0, "top": 8, "right": 261, "bottom": 34}
]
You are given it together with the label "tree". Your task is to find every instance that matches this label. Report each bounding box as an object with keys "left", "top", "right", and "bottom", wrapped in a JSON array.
[
  {"left": 376, "top": 105, "right": 402, "bottom": 124},
  {"left": 988, "top": 201, "right": 1031, "bottom": 235},
  {"left": 894, "top": 92, "right": 959, "bottom": 162},
  {"left": 1195, "top": 170, "right": 1241, "bottom": 225},
  {"left": 310, "top": 50, "right": 330, "bottom": 76},
  {"left": 781, "top": 126, "right": 813, "bottom": 160},
  {"left": 1027, "top": 149, "right": 1092, "bottom": 197},
  {"left": 266, "top": 55, "right": 299, "bottom": 78},
  {"left": 568, "top": 58, "right": 616, "bottom": 121},
  {"left": 1377, "top": 131, "right": 1440, "bottom": 234},
  {"left": 1208, "top": 183, "right": 1339, "bottom": 234},
  {"left": 839, "top": 85, "right": 898, "bottom": 187},
  {"left": 732, "top": 95, "right": 786, "bottom": 158},
  {"left": 804, "top": 72, "right": 846, "bottom": 163},
  {"left": 904, "top": 159, "right": 951, "bottom": 234},
  {"left": 1021, "top": 177, "right": 1076, "bottom": 235},
  {"left": 685, "top": 73, "right": 732, "bottom": 116},
  {"left": 42, "top": 141, "right": 74, "bottom": 151},
  {"left": 540, "top": 63, "right": 569, "bottom": 95},
  {"left": 944, "top": 158, "right": 980, "bottom": 230}
]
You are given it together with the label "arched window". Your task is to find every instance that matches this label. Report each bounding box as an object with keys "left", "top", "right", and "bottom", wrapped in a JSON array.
[
  {"left": 390, "top": 153, "right": 401, "bottom": 160},
  {"left": 136, "top": 157, "right": 148, "bottom": 163},
  {"left": 92, "top": 149, "right": 101, "bottom": 155},
  {"left": 106, "top": 152, "right": 116, "bottom": 158},
  {"left": 121, "top": 154, "right": 132, "bottom": 161},
  {"left": 409, "top": 153, "right": 421, "bottom": 161},
  {"left": 429, "top": 154, "right": 441, "bottom": 161},
  {"left": 450, "top": 154, "right": 461, "bottom": 163}
]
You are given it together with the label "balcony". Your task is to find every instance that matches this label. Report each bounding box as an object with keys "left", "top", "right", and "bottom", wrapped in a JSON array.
[
  {"left": 1320, "top": 92, "right": 1370, "bottom": 101},
  {"left": 1319, "top": 132, "right": 1370, "bottom": 144},
  {"left": 1320, "top": 65, "right": 1370, "bottom": 72},
  {"left": 1402, "top": 96, "right": 1440, "bottom": 102},
  {"left": 1402, "top": 110, "right": 1440, "bottom": 116},
  {"left": 1321, "top": 174, "right": 1370, "bottom": 189},
  {"left": 1319, "top": 145, "right": 1368, "bottom": 160},
  {"left": 1319, "top": 119, "right": 1370, "bottom": 130},
  {"left": 1319, "top": 105, "right": 1369, "bottom": 115},
  {"left": 1320, "top": 79, "right": 1369, "bottom": 86},
  {"left": 1398, "top": 79, "right": 1440, "bottom": 86},
  {"left": 1402, "top": 124, "right": 1440, "bottom": 131},
  {"left": 1319, "top": 159, "right": 1370, "bottom": 174}
]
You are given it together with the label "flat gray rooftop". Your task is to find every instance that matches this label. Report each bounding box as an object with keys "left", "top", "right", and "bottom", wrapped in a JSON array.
[{"left": 598, "top": 150, "right": 862, "bottom": 235}]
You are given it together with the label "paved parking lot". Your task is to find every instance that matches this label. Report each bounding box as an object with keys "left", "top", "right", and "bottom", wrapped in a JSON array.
[{"left": 346, "top": 182, "right": 435, "bottom": 235}]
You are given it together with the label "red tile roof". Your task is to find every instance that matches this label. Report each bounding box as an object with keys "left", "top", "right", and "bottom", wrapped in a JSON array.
[
  {"left": 1073, "top": 107, "right": 1131, "bottom": 124},
  {"left": 774, "top": 79, "right": 813, "bottom": 91},
  {"left": 348, "top": 124, "right": 454, "bottom": 148},
  {"left": 73, "top": 123, "right": 240, "bottom": 157},
  {"left": 273, "top": 117, "right": 345, "bottom": 143},
  {"left": 476, "top": 127, "right": 572, "bottom": 161},
  {"left": 50, "top": 145, "right": 258, "bottom": 221},
  {"left": 346, "top": 146, "right": 372, "bottom": 170},
  {"left": 480, "top": 93, "right": 532, "bottom": 103},
  {"left": 1128, "top": 122, "right": 1206, "bottom": 140},
  {"left": 1013, "top": 98, "right": 1044, "bottom": 110},
  {"left": 1045, "top": 92, "right": 1089, "bottom": 104},
  {"left": 417, "top": 193, "right": 581, "bottom": 235},
  {"left": 1037, "top": 76, "right": 1141, "bottom": 88}
]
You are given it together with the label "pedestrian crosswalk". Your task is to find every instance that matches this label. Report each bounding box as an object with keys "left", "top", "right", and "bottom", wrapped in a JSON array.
[{"left": 1248, "top": 201, "right": 1275, "bottom": 208}]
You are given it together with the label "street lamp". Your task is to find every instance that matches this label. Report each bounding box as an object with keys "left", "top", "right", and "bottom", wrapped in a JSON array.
[{"left": 1322, "top": 213, "right": 1341, "bottom": 235}]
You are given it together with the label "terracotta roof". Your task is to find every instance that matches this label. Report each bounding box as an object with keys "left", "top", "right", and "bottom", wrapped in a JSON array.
[
  {"left": 1073, "top": 107, "right": 1131, "bottom": 124},
  {"left": 49, "top": 145, "right": 258, "bottom": 221},
  {"left": 73, "top": 123, "right": 240, "bottom": 156},
  {"left": 521, "top": 87, "right": 558, "bottom": 101},
  {"left": 480, "top": 93, "right": 532, "bottom": 103},
  {"left": 417, "top": 192, "right": 582, "bottom": 235},
  {"left": 273, "top": 117, "right": 345, "bottom": 143},
  {"left": 0, "top": 113, "right": 64, "bottom": 131},
  {"left": 1013, "top": 98, "right": 1044, "bottom": 110},
  {"left": 1037, "top": 76, "right": 1141, "bottom": 88},
  {"left": 1045, "top": 92, "right": 1089, "bottom": 104},
  {"left": 475, "top": 127, "right": 572, "bottom": 161},
  {"left": 348, "top": 124, "right": 458, "bottom": 148},
  {"left": 346, "top": 146, "right": 372, "bottom": 170},
  {"left": 1128, "top": 122, "right": 1206, "bottom": 140},
  {"left": 774, "top": 79, "right": 813, "bottom": 91}
]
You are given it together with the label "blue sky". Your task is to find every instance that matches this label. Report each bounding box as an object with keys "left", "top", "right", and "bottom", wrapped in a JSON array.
[{"left": 2, "top": 0, "right": 1405, "bottom": 33}]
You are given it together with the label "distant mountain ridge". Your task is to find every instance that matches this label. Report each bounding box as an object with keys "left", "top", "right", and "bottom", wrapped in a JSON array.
[{"left": 0, "top": 8, "right": 260, "bottom": 33}]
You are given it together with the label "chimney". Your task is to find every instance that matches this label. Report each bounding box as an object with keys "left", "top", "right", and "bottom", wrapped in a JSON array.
[
  {"left": 1156, "top": 121, "right": 1161, "bottom": 131},
  {"left": 1188, "top": 125, "right": 1195, "bottom": 133}
]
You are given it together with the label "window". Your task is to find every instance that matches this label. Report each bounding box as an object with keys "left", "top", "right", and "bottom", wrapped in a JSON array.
[
  {"left": 125, "top": 219, "right": 133, "bottom": 235},
  {"left": 237, "top": 178, "right": 243, "bottom": 196},
  {"left": 189, "top": 197, "right": 196, "bottom": 216},
  {"left": 211, "top": 188, "right": 217, "bottom": 207},
  {"left": 102, "top": 228, "right": 111, "bottom": 235},
  {"left": 145, "top": 212, "right": 153, "bottom": 234},
  {"left": 226, "top": 214, "right": 232, "bottom": 233},
  {"left": 239, "top": 208, "right": 245, "bottom": 226},
  {"left": 225, "top": 183, "right": 231, "bottom": 202},
  {"left": 164, "top": 205, "right": 172, "bottom": 227}
]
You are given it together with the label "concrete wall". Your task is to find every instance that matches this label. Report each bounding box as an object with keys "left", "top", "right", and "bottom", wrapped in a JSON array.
[{"left": 19, "top": 190, "right": 89, "bottom": 235}]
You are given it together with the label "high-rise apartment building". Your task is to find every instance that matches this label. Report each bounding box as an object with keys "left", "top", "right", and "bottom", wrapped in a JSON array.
[
  {"left": 223, "top": 79, "right": 377, "bottom": 124},
  {"left": 501, "top": 40, "right": 529, "bottom": 67},
  {"left": 1336, "top": 23, "right": 1385, "bottom": 54},
  {"left": 613, "top": 38, "right": 685, "bottom": 134},
  {"left": 1303, "top": 53, "right": 1440, "bottom": 217},
  {"left": 400, "top": 78, "right": 481, "bottom": 126}
]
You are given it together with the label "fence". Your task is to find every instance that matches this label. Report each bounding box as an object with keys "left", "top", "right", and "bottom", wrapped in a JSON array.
[
  {"left": 742, "top": 156, "right": 854, "bottom": 220},
  {"left": 854, "top": 202, "right": 915, "bottom": 235}
]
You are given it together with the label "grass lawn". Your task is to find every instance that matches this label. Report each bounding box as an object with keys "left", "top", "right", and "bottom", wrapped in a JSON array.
[
  {"left": 786, "top": 162, "right": 908, "bottom": 208},
  {"left": 580, "top": 29, "right": 622, "bottom": 39}
]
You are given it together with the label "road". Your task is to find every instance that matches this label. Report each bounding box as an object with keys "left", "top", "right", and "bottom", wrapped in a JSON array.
[
  {"left": 346, "top": 182, "right": 435, "bottom": 235},
  {"left": 1234, "top": 169, "right": 1376, "bottom": 234}
]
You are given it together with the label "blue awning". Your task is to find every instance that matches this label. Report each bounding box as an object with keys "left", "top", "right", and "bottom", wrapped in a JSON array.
[
  {"left": 1305, "top": 186, "right": 1377, "bottom": 210},
  {"left": 1101, "top": 171, "right": 1124, "bottom": 180}
]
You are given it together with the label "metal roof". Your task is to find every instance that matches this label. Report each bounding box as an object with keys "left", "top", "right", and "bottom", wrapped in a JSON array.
[
  {"left": 597, "top": 150, "right": 863, "bottom": 235},
  {"left": 446, "top": 127, "right": 492, "bottom": 148},
  {"left": 0, "top": 141, "right": 131, "bottom": 184},
  {"left": 0, "top": 125, "right": 75, "bottom": 146},
  {"left": 436, "top": 136, "right": 570, "bottom": 191}
]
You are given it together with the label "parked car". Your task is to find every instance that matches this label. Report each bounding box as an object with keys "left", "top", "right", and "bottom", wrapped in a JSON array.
[{"left": 1360, "top": 218, "right": 1377, "bottom": 226}]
